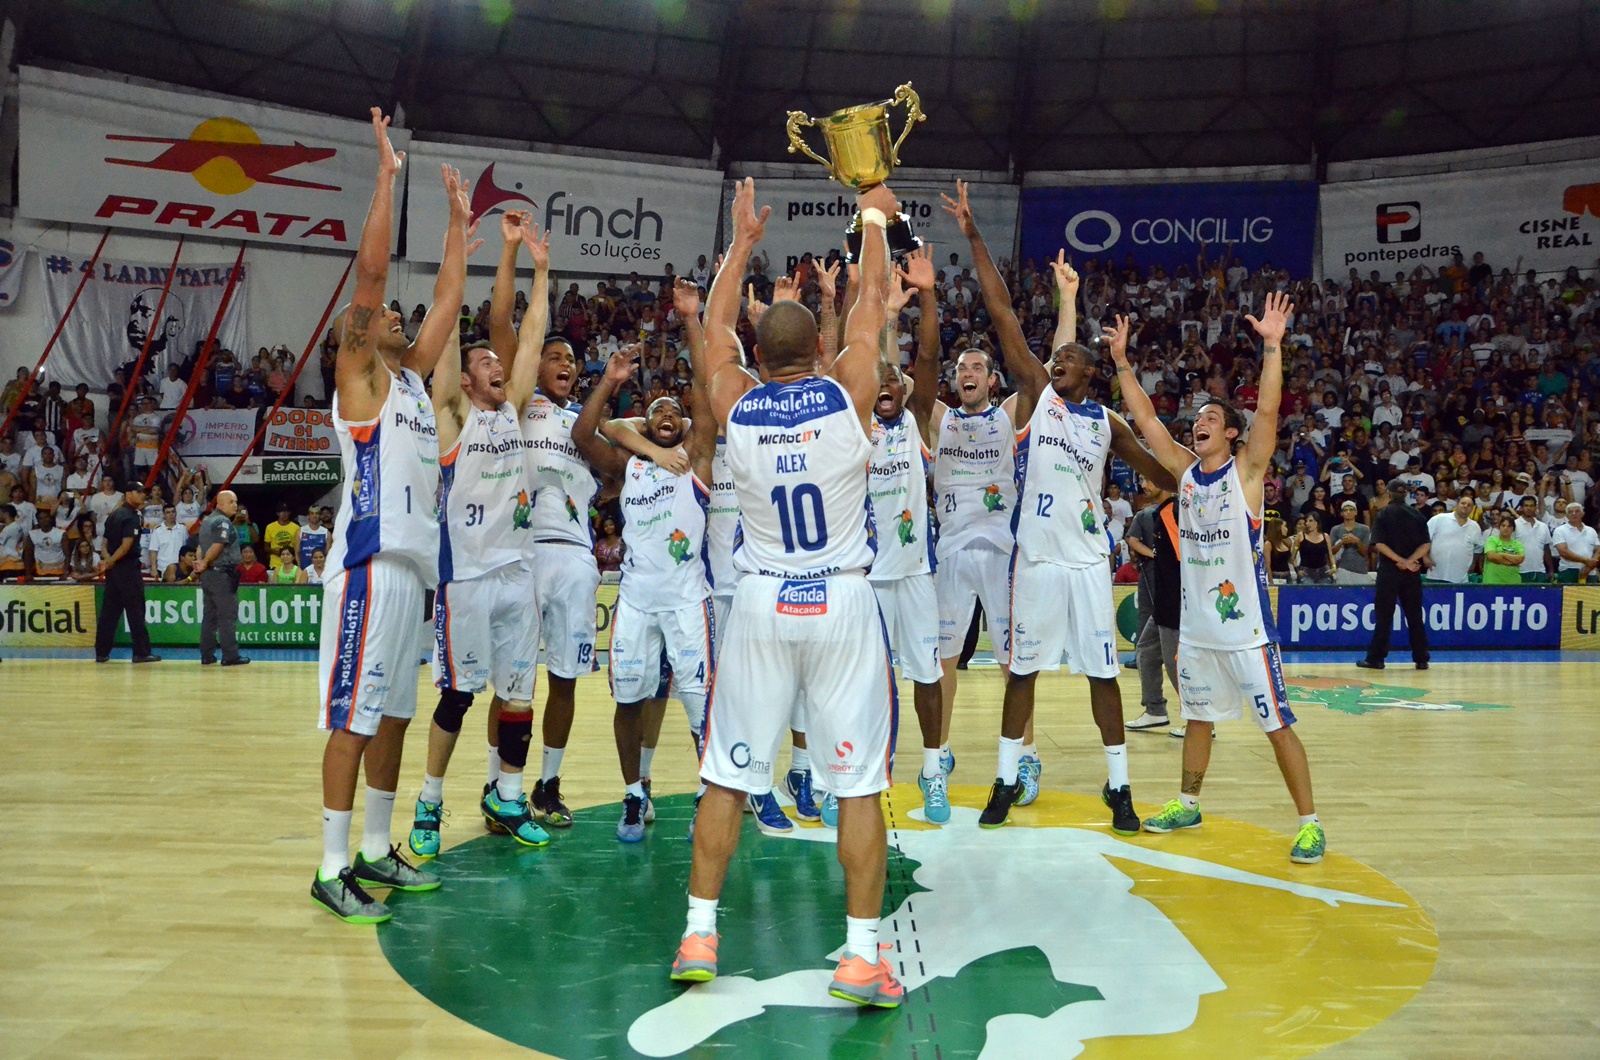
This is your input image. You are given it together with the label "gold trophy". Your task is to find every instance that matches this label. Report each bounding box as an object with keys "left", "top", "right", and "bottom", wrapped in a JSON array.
[{"left": 785, "top": 83, "right": 927, "bottom": 261}]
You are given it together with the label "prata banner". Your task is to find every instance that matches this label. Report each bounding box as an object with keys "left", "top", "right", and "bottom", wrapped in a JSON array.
[
  {"left": 39, "top": 252, "right": 248, "bottom": 389},
  {"left": 1320, "top": 159, "right": 1598, "bottom": 278},
  {"left": 745, "top": 178, "right": 1019, "bottom": 275},
  {"left": 1019, "top": 181, "right": 1318, "bottom": 277},
  {"left": 174, "top": 408, "right": 258, "bottom": 456},
  {"left": 1277, "top": 586, "right": 1560, "bottom": 651},
  {"left": 19, "top": 67, "right": 407, "bottom": 249},
  {"left": 403, "top": 141, "right": 722, "bottom": 272}
]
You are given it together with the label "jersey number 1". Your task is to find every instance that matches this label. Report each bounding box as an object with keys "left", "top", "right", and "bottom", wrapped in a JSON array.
[{"left": 771, "top": 484, "right": 828, "bottom": 553}]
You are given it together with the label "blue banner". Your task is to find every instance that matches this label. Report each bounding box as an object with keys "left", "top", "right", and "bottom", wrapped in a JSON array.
[
  {"left": 1018, "top": 181, "right": 1318, "bottom": 278},
  {"left": 1276, "top": 586, "right": 1561, "bottom": 651}
]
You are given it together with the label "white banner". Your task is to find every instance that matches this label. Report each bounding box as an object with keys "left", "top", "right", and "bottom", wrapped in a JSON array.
[
  {"left": 0, "top": 238, "right": 26, "bottom": 310},
  {"left": 19, "top": 66, "right": 409, "bottom": 249},
  {"left": 403, "top": 140, "right": 722, "bottom": 271},
  {"left": 38, "top": 252, "right": 248, "bottom": 389},
  {"left": 261, "top": 407, "right": 338, "bottom": 455},
  {"left": 1320, "top": 159, "right": 1599, "bottom": 279},
  {"left": 174, "top": 408, "right": 258, "bottom": 456},
  {"left": 744, "top": 178, "right": 1020, "bottom": 275}
]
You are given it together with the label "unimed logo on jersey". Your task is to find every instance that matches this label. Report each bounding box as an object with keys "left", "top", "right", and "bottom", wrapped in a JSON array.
[
  {"left": 776, "top": 579, "right": 827, "bottom": 616},
  {"left": 1375, "top": 201, "right": 1421, "bottom": 243}
]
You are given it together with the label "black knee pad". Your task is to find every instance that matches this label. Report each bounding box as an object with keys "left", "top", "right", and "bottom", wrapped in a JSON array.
[
  {"left": 498, "top": 710, "right": 534, "bottom": 768},
  {"left": 432, "top": 689, "right": 475, "bottom": 734}
]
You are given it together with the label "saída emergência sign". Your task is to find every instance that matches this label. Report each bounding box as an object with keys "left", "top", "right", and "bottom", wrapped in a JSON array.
[
  {"left": 111, "top": 584, "right": 324, "bottom": 646},
  {"left": 1277, "top": 585, "right": 1560, "bottom": 651}
]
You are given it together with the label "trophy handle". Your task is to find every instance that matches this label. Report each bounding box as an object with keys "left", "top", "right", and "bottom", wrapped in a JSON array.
[
  {"left": 887, "top": 83, "right": 926, "bottom": 167},
  {"left": 784, "top": 110, "right": 832, "bottom": 171}
]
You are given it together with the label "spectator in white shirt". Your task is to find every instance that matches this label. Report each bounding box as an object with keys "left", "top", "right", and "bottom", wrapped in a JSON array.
[
  {"left": 158, "top": 365, "right": 188, "bottom": 410},
  {"left": 1561, "top": 453, "right": 1593, "bottom": 509},
  {"left": 1104, "top": 482, "right": 1133, "bottom": 545},
  {"left": 1551, "top": 502, "right": 1599, "bottom": 584},
  {"left": 1512, "top": 496, "right": 1553, "bottom": 580},
  {"left": 1370, "top": 391, "right": 1402, "bottom": 429},
  {"left": 85, "top": 475, "right": 123, "bottom": 538},
  {"left": 148, "top": 504, "right": 188, "bottom": 580},
  {"left": 1426, "top": 492, "right": 1483, "bottom": 584},
  {"left": 8, "top": 484, "right": 37, "bottom": 533}
]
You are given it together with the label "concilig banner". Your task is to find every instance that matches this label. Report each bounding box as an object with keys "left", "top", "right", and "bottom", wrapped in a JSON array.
[
  {"left": 19, "top": 65, "right": 409, "bottom": 249},
  {"left": 1319, "top": 159, "right": 1598, "bottom": 279}
]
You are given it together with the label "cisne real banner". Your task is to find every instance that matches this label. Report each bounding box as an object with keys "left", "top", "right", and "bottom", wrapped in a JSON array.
[
  {"left": 403, "top": 141, "right": 722, "bottom": 272},
  {"left": 1277, "top": 586, "right": 1561, "bottom": 651},
  {"left": 1019, "top": 181, "right": 1318, "bottom": 277}
]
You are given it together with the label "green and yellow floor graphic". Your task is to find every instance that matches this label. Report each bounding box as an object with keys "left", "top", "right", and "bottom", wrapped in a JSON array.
[{"left": 380, "top": 785, "right": 1436, "bottom": 1059}]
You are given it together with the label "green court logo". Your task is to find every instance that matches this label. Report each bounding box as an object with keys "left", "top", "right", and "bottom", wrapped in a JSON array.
[{"left": 1286, "top": 677, "right": 1511, "bottom": 715}]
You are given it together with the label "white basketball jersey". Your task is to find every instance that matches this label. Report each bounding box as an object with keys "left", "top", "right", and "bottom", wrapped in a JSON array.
[
  {"left": 867, "top": 410, "right": 933, "bottom": 582},
  {"left": 705, "top": 439, "right": 740, "bottom": 593},
  {"left": 1177, "top": 458, "right": 1277, "bottom": 650},
  {"left": 1014, "top": 391, "right": 1113, "bottom": 567},
  {"left": 619, "top": 456, "right": 711, "bottom": 613},
  {"left": 932, "top": 404, "right": 1016, "bottom": 560},
  {"left": 439, "top": 402, "right": 547, "bottom": 584},
  {"left": 726, "top": 376, "right": 875, "bottom": 579},
  {"left": 520, "top": 392, "right": 598, "bottom": 547},
  {"left": 325, "top": 367, "right": 441, "bottom": 584}
]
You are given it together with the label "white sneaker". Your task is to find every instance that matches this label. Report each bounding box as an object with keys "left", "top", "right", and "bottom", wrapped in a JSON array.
[
  {"left": 1169, "top": 725, "right": 1217, "bottom": 740},
  {"left": 1126, "top": 711, "right": 1170, "bottom": 731}
]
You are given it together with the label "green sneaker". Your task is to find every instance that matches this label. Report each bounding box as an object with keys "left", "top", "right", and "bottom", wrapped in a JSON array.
[
  {"left": 1141, "top": 799, "right": 1202, "bottom": 834},
  {"left": 408, "top": 799, "right": 443, "bottom": 860},
  {"left": 311, "top": 868, "right": 391, "bottom": 924},
  {"left": 353, "top": 846, "right": 442, "bottom": 892},
  {"left": 1290, "top": 822, "right": 1326, "bottom": 864},
  {"left": 481, "top": 785, "right": 551, "bottom": 848}
]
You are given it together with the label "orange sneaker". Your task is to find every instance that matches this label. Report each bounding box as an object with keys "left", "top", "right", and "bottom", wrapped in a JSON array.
[
  {"left": 669, "top": 930, "right": 719, "bottom": 982},
  {"left": 828, "top": 944, "right": 905, "bottom": 1008}
]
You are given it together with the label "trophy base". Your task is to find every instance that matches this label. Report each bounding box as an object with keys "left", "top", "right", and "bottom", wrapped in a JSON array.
[{"left": 843, "top": 211, "right": 923, "bottom": 264}]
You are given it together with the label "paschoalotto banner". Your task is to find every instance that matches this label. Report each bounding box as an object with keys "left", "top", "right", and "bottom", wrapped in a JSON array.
[
  {"left": 403, "top": 141, "right": 722, "bottom": 271},
  {"left": 19, "top": 66, "right": 409, "bottom": 249},
  {"left": 0, "top": 584, "right": 96, "bottom": 647},
  {"left": 174, "top": 408, "right": 259, "bottom": 457},
  {"left": 1277, "top": 585, "right": 1560, "bottom": 651},
  {"left": 261, "top": 407, "right": 338, "bottom": 454},
  {"left": 111, "top": 584, "right": 325, "bottom": 647},
  {"left": 1320, "top": 158, "right": 1598, "bottom": 278},
  {"left": 745, "top": 178, "right": 1020, "bottom": 275},
  {"left": 39, "top": 252, "right": 248, "bottom": 388}
]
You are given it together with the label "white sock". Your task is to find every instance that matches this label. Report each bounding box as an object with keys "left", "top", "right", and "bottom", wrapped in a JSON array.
[
  {"left": 998, "top": 736, "right": 1024, "bottom": 785},
  {"left": 639, "top": 746, "right": 656, "bottom": 780},
  {"left": 1104, "top": 744, "right": 1129, "bottom": 789},
  {"left": 1299, "top": 813, "right": 1320, "bottom": 827},
  {"left": 845, "top": 916, "right": 881, "bottom": 962},
  {"left": 685, "top": 894, "right": 718, "bottom": 936},
  {"left": 496, "top": 771, "right": 523, "bottom": 803},
  {"left": 939, "top": 742, "right": 950, "bottom": 756},
  {"left": 626, "top": 781, "right": 645, "bottom": 800},
  {"left": 420, "top": 773, "right": 444, "bottom": 805},
  {"left": 1180, "top": 793, "right": 1200, "bottom": 810},
  {"left": 486, "top": 744, "right": 501, "bottom": 784},
  {"left": 320, "top": 807, "right": 352, "bottom": 879},
  {"left": 1022, "top": 742, "right": 1038, "bottom": 760},
  {"left": 921, "top": 748, "right": 942, "bottom": 779},
  {"left": 541, "top": 744, "right": 565, "bottom": 784},
  {"left": 360, "top": 788, "right": 396, "bottom": 861}
]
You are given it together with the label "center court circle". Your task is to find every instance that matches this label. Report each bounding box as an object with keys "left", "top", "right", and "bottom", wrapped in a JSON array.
[{"left": 379, "top": 787, "right": 1436, "bottom": 1058}]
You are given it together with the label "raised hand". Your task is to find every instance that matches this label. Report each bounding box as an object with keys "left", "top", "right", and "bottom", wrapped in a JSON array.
[
  {"left": 896, "top": 244, "right": 936, "bottom": 291},
  {"left": 939, "top": 179, "right": 977, "bottom": 238},
  {"left": 818, "top": 258, "right": 841, "bottom": 303},
  {"left": 521, "top": 222, "right": 551, "bottom": 269},
  {"left": 370, "top": 108, "right": 405, "bottom": 175},
  {"left": 1051, "top": 249, "right": 1080, "bottom": 300},
  {"left": 857, "top": 182, "right": 899, "bottom": 218},
  {"left": 745, "top": 282, "right": 769, "bottom": 327},
  {"left": 464, "top": 217, "right": 484, "bottom": 258},
  {"left": 501, "top": 208, "right": 531, "bottom": 246},
  {"left": 1101, "top": 315, "right": 1133, "bottom": 369},
  {"left": 1245, "top": 290, "right": 1294, "bottom": 344},
  {"left": 771, "top": 272, "right": 801, "bottom": 304},
  {"left": 672, "top": 276, "right": 700, "bottom": 319},
  {"left": 887, "top": 271, "right": 913, "bottom": 315},
  {"left": 443, "top": 165, "right": 472, "bottom": 225},
  {"left": 731, "top": 177, "right": 771, "bottom": 244},
  {"left": 605, "top": 345, "right": 641, "bottom": 386}
]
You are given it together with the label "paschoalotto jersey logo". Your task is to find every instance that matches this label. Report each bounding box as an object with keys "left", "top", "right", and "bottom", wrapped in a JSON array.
[{"left": 378, "top": 787, "right": 1436, "bottom": 1059}]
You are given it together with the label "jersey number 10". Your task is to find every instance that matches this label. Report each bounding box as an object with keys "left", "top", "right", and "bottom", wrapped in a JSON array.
[{"left": 770, "top": 484, "right": 829, "bottom": 553}]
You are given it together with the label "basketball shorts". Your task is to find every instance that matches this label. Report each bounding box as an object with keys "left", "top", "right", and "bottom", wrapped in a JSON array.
[
  {"left": 1007, "top": 554, "right": 1119, "bottom": 679},
  {"left": 701, "top": 573, "right": 895, "bottom": 799},
  {"left": 609, "top": 596, "right": 714, "bottom": 706},
  {"left": 527, "top": 542, "right": 600, "bottom": 679},
  {"left": 433, "top": 562, "right": 540, "bottom": 701},
  {"left": 711, "top": 590, "right": 734, "bottom": 661},
  {"left": 936, "top": 544, "right": 1011, "bottom": 664},
  {"left": 319, "top": 555, "right": 428, "bottom": 737},
  {"left": 871, "top": 572, "right": 942, "bottom": 684},
  {"left": 1177, "top": 641, "right": 1296, "bottom": 734}
]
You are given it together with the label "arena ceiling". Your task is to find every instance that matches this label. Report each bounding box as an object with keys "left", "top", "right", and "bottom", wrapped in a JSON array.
[{"left": 18, "top": 0, "right": 1600, "bottom": 175}]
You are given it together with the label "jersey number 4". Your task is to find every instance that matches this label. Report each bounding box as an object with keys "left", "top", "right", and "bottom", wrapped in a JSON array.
[{"left": 770, "top": 484, "right": 829, "bottom": 553}]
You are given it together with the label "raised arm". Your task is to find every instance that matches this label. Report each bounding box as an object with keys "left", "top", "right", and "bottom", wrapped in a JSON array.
[
  {"left": 898, "top": 246, "right": 940, "bottom": 439},
  {"left": 403, "top": 166, "right": 476, "bottom": 379},
  {"left": 829, "top": 184, "right": 894, "bottom": 433},
  {"left": 817, "top": 258, "right": 841, "bottom": 366},
  {"left": 334, "top": 108, "right": 406, "bottom": 422},
  {"left": 1240, "top": 291, "right": 1293, "bottom": 484},
  {"left": 572, "top": 349, "right": 639, "bottom": 479},
  {"left": 430, "top": 328, "right": 467, "bottom": 451},
  {"left": 705, "top": 179, "right": 769, "bottom": 425},
  {"left": 504, "top": 225, "right": 552, "bottom": 410},
  {"left": 488, "top": 209, "right": 531, "bottom": 363},
  {"left": 675, "top": 276, "right": 715, "bottom": 481},
  {"left": 1104, "top": 315, "right": 1196, "bottom": 481},
  {"left": 1109, "top": 410, "right": 1179, "bottom": 492},
  {"left": 1049, "top": 249, "right": 1080, "bottom": 354}
]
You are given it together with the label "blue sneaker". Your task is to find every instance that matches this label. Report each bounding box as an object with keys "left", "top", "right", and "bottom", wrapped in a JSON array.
[
  {"left": 617, "top": 793, "right": 646, "bottom": 843},
  {"left": 939, "top": 747, "right": 956, "bottom": 778},
  {"left": 785, "top": 768, "right": 820, "bottom": 821},
  {"left": 1017, "top": 754, "right": 1042, "bottom": 807},
  {"left": 407, "top": 798, "right": 443, "bottom": 860},
  {"left": 749, "top": 792, "right": 793, "bottom": 835},
  {"left": 820, "top": 792, "right": 839, "bottom": 828},
  {"left": 480, "top": 786, "right": 551, "bottom": 848},
  {"left": 917, "top": 771, "right": 951, "bottom": 825}
]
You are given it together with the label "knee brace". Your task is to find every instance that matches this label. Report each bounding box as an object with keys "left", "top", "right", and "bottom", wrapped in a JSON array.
[
  {"left": 432, "top": 689, "right": 475, "bottom": 734},
  {"left": 679, "top": 691, "right": 706, "bottom": 740},
  {"left": 498, "top": 702, "right": 534, "bottom": 768}
]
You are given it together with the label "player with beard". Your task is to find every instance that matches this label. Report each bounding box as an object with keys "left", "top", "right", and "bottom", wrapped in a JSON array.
[
  {"left": 407, "top": 220, "right": 560, "bottom": 860},
  {"left": 574, "top": 345, "right": 716, "bottom": 843},
  {"left": 311, "top": 112, "right": 470, "bottom": 923},
  {"left": 1108, "top": 294, "right": 1328, "bottom": 865},
  {"left": 973, "top": 245, "right": 1176, "bottom": 832}
]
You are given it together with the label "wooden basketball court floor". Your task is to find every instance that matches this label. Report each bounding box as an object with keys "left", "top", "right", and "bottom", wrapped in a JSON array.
[{"left": 3, "top": 654, "right": 1596, "bottom": 1058}]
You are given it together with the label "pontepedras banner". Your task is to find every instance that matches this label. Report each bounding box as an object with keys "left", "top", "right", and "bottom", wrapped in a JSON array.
[
  {"left": 18, "top": 66, "right": 409, "bottom": 249},
  {"left": 1319, "top": 159, "right": 1598, "bottom": 279},
  {"left": 403, "top": 141, "right": 722, "bottom": 272}
]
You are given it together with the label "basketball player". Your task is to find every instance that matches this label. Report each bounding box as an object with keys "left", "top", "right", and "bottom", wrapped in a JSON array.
[
  {"left": 310, "top": 111, "right": 470, "bottom": 923},
  {"left": 670, "top": 177, "right": 904, "bottom": 1009},
  {"left": 965, "top": 241, "right": 1177, "bottom": 832},
  {"left": 407, "top": 221, "right": 560, "bottom": 859},
  {"left": 1107, "top": 294, "right": 1327, "bottom": 864}
]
